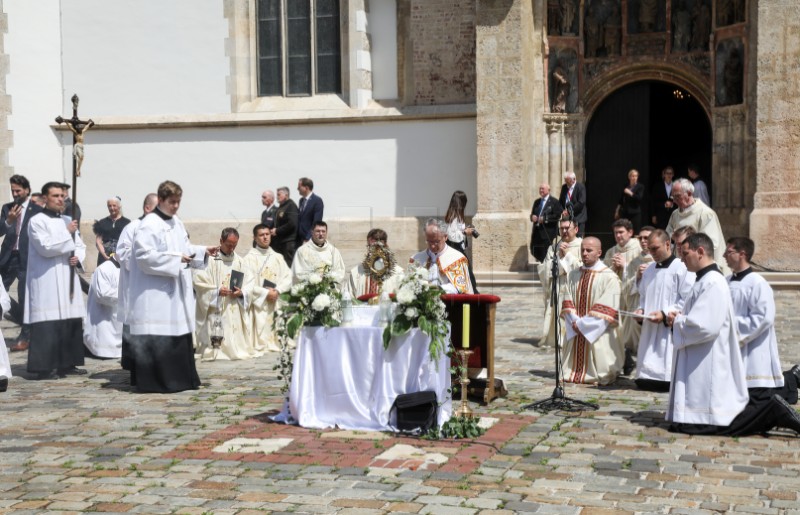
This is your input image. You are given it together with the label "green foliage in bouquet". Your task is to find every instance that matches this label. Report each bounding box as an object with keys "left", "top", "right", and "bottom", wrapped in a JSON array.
[{"left": 382, "top": 266, "right": 449, "bottom": 362}]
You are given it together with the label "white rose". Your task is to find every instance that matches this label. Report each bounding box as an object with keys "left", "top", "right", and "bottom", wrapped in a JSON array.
[
  {"left": 396, "top": 286, "right": 415, "bottom": 305},
  {"left": 311, "top": 293, "right": 331, "bottom": 311},
  {"left": 404, "top": 307, "right": 418, "bottom": 319},
  {"left": 308, "top": 273, "right": 322, "bottom": 285},
  {"left": 415, "top": 267, "right": 428, "bottom": 279},
  {"left": 291, "top": 284, "right": 303, "bottom": 296}
]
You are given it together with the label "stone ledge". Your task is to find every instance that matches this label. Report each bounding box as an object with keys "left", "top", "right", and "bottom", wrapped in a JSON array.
[{"left": 50, "top": 104, "right": 477, "bottom": 131}]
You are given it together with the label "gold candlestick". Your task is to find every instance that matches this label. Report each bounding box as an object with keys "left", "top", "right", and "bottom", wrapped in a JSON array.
[{"left": 456, "top": 349, "right": 474, "bottom": 418}]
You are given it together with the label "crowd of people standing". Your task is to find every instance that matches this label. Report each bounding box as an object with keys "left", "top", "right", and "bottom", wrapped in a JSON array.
[{"left": 532, "top": 167, "right": 800, "bottom": 437}]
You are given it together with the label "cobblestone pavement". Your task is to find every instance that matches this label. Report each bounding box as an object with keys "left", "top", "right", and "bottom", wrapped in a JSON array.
[{"left": 1, "top": 284, "right": 800, "bottom": 514}]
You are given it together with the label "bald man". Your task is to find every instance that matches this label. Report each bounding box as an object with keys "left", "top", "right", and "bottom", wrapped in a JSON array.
[{"left": 560, "top": 236, "right": 624, "bottom": 385}]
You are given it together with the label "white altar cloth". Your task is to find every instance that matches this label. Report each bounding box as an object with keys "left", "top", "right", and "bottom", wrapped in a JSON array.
[{"left": 287, "top": 326, "right": 452, "bottom": 431}]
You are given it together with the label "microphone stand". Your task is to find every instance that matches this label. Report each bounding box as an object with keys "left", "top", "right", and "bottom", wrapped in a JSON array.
[{"left": 524, "top": 210, "right": 598, "bottom": 413}]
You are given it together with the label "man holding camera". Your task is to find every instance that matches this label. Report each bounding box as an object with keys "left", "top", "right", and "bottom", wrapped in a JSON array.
[{"left": 0, "top": 175, "right": 43, "bottom": 351}]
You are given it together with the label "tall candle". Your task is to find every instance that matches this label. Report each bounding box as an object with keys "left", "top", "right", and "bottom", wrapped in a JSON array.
[{"left": 462, "top": 303, "right": 470, "bottom": 348}]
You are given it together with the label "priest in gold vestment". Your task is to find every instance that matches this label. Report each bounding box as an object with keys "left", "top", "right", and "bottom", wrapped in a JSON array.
[
  {"left": 242, "top": 224, "right": 291, "bottom": 352},
  {"left": 561, "top": 237, "right": 624, "bottom": 385}
]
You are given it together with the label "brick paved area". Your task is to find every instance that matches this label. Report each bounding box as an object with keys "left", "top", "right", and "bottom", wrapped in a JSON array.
[{"left": 1, "top": 285, "right": 799, "bottom": 514}]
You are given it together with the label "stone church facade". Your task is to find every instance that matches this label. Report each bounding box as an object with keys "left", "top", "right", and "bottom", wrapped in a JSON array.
[
  {"left": 472, "top": 0, "right": 798, "bottom": 272},
  {"left": 0, "top": 0, "right": 797, "bottom": 271}
]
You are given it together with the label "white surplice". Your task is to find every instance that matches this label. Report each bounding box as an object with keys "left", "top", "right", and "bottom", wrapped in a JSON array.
[
  {"left": 194, "top": 251, "right": 258, "bottom": 360},
  {"left": 636, "top": 257, "right": 694, "bottom": 382},
  {"left": 83, "top": 259, "right": 122, "bottom": 358},
  {"left": 668, "top": 267, "right": 748, "bottom": 426},
  {"left": 537, "top": 237, "right": 582, "bottom": 347},
  {"left": 665, "top": 199, "right": 729, "bottom": 274},
  {"left": 114, "top": 217, "right": 140, "bottom": 324},
  {"left": 242, "top": 246, "right": 292, "bottom": 352},
  {"left": 127, "top": 211, "right": 207, "bottom": 336},
  {"left": 603, "top": 238, "right": 642, "bottom": 351},
  {"left": 560, "top": 261, "right": 624, "bottom": 385},
  {"left": 291, "top": 240, "right": 346, "bottom": 285},
  {"left": 728, "top": 270, "right": 784, "bottom": 389},
  {"left": 24, "top": 212, "right": 86, "bottom": 324},
  {"left": 0, "top": 283, "right": 11, "bottom": 378},
  {"left": 620, "top": 252, "right": 654, "bottom": 351}
]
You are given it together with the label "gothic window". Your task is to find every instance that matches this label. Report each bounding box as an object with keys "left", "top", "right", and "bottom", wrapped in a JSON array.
[{"left": 257, "top": 0, "right": 341, "bottom": 97}]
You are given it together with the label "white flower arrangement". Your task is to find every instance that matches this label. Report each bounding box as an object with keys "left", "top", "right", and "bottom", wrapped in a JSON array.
[{"left": 382, "top": 265, "right": 449, "bottom": 362}]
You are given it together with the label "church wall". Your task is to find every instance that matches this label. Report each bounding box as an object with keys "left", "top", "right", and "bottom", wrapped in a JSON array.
[
  {"left": 398, "top": 0, "right": 476, "bottom": 106},
  {"left": 750, "top": 0, "right": 800, "bottom": 271},
  {"left": 60, "top": 0, "right": 231, "bottom": 117},
  {"left": 3, "top": 0, "right": 63, "bottom": 197},
  {"left": 0, "top": 1, "right": 12, "bottom": 198}
]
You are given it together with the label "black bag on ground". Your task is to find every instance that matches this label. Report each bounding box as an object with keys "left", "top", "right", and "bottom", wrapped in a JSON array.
[{"left": 391, "top": 391, "right": 438, "bottom": 434}]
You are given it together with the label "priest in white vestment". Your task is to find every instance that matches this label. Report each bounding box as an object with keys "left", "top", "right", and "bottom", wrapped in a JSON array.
[
  {"left": 724, "top": 237, "right": 799, "bottom": 404},
  {"left": 24, "top": 182, "right": 87, "bottom": 380},
  {"left": 665, "top": 178, "right": 729, "bottom": 274},
  {"left": 634, "top": 230, "right": 694, "bottom": 391},
  {"left": 537, "top": 218, "right": 582, "bottom": 347},
  {"left": 194, "top": 227, "right": 258, "bottom": 360},
  {"left": 242, "top": 224, "right": 291, "bottom": 352},
  {"left": 560, "top": 237, "right": 624, "bottom": 385},
  {"left": 602, "top": 219, "right": 642, "bottom": 373},
  {"left": 127, "top": 181, "right": 218, "bottom": 393},
  {"left": 83, "top": 255, "right": 122, "bottom": 358},
  {"left": 666, "top": 233, "right": 800, "bottom": 436},
  {"left": 291, "top": 221, "right": 346, "bottom": 285},
  {"left": 410, "top": 218, "right": 474, "bottom": 294},
  {"left": 345, "top": 229, "right": 404, "bottom": 299},
  {"left": 115, "top": 193, "right": 158, "bottom": 372},
  {"left": 0, "top": 282, "right": 12, "bottom": 390}
]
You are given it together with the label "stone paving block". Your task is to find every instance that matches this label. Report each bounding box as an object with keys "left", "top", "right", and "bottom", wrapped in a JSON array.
[
  {"left": 419, "top": 505, "right": 478, "bottom": 515},
  {"left": 501, "top": 500, "right": 542, "bottom": 513}
]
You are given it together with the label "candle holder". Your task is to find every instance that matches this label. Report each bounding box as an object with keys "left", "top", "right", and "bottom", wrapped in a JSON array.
[{"left": 456, "top": 349, "right": 474, "bottom": 418}]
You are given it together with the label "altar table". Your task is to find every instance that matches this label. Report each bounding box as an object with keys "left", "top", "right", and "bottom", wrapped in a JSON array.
[{"left": 287, "top": 326, "right": 452, "bottom": 431}]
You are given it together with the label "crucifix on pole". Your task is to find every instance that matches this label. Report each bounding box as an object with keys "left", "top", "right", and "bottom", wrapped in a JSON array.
[{"left": 55, "top": 93, "right": 94, "bottom": 300}]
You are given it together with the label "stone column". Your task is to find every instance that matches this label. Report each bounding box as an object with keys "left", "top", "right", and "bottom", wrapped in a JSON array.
[
  {"left": 750, "top": 0, "right": 800, "bottom": 271},
  {"left": 346, "top": 0, "right": 373, "bottom": 108},
  {"left": 471, "top": 0, "right": 541, "bottom": 272}
]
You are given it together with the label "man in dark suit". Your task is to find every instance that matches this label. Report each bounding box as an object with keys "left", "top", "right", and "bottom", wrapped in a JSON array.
[
  {"left": 650, "top": 166, "right": 676, "bottom": 229},
  {"left": 559, "top": 171, "right": 587, "bottom": 236},
  {"left": 0, "top": 175, "right": 43, "bottom": 351},
  {"left": 260, "top": 189, "right": 278, "bottom": 229},
  {"left": 270, "top": 186, "right": 299, "bottom": 266},
  {"left": 529, "top": 183, "right": 563, "bottom": 262},
  {"left": 296, "top": 177, "right": 324, "bottom": 247}
]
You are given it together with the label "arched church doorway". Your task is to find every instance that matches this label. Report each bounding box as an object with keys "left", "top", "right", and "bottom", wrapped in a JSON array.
[{"left": 584, "top": 80, "right": 712, "bottom": 249}]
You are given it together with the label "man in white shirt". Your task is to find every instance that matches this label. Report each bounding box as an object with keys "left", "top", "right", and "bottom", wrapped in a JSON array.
[
  {"left": 634, "top": 229, "right": 694, "bottom": 391},
  {"left": 291, "top": 221, "right": 346, "bottom": 285},
  {"left": 724, "top": 237, "right": 799, "bottom": 404},
  {"left": 666, "top": 233, "right": 800, "bottom": 436},
  {"left": 24, "top": 182, "right": 87, "bottom": 380},
  {"left": 127, "top": 181, "right": 219, "bottom": 393}
]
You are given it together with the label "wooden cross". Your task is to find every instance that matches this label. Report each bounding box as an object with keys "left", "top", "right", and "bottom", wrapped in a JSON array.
[{"left": 55, "top": 94, "right": 94, "bottom": 299}]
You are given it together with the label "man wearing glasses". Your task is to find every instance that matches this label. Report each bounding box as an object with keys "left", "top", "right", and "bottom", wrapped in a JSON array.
[
  {"left": 537, "top": 218, "right": 582, "bottom": 347},
  {"left": 665, "top": 178, "right": 729, "bottom": 274}
]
